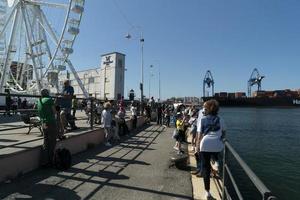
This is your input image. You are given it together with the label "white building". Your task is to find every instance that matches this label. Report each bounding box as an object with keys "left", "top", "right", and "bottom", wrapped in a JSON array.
[
  {"left": 58, "top": 68, "right": 101, "bottom": 98},
  {"left": 99, "top": 52, "right": 125, "bottom": 100},
  {"left": 58, "top": 52, "right": 125, "bottom": 100}
]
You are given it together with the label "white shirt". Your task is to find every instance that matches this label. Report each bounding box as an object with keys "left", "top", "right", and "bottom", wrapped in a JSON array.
[
  {"left": 197, "top": 108, "right": 206, "bottom": 133},
  {"left": 131, "top": 106, "right": 137, "bottom": 116},
  {"left": 199, "top": 115, "right": 226, "bottom": 152},
  {"left": 101, "top": 109, "right": 112, "bottom": 128}
]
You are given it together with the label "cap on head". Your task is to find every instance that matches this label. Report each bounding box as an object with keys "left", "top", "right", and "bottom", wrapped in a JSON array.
[{"left": 41, "top": 89, "right": 50, "bottom": 97}]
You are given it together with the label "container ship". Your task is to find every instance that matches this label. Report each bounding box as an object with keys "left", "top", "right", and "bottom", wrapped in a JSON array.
[{"left": 202, "top": 90, "right": 300, "bottom": 107}]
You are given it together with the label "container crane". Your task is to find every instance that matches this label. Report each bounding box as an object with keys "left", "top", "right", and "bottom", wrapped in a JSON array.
[
  {"left": 203, "top": 70, "right": 214, "bottom": 97},
  {"left": 248, "top": 68, "right": 265, "bottom": 97}
]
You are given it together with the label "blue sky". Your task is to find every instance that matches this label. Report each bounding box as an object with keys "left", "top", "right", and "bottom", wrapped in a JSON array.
[{"left": 69, "top": 0, "right": 300, "bottom": 99}]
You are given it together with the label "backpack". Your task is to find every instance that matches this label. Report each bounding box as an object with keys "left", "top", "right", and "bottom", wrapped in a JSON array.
[
  {"left": 201, "top": 116, "right": 221, "bottom": 135},
  {"left": 54, "top": 148, "right": 72, "bottom": 170}
]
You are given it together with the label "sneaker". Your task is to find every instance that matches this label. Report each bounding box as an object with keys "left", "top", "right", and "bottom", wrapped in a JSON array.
[
  {"left": 104, "top": 142, "right": 112, "bottom": 147},
  {"left": 173, "top": 146, "right": 179, "bottom": 151},
  {"left": 211, "top": 160, "right": 219, "bottom": 172},
  {"left": 204, "top": 191, "right": 212, "bottom": 200},
  {"left": 191, "top": 169, "right": 200, "bottom": 175}
]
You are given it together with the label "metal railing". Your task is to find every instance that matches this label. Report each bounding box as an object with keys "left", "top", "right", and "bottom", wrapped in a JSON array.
[
  {"left": 0, "top": 93, "right": 113, "bottom": 131},
  {"left": 222, "top": 140, "right": 277, "bottom": 200}
]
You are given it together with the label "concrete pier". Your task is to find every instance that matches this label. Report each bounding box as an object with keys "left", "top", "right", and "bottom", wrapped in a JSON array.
[{"left": 0, "top": 125, "right": 194, "bottom": 200}]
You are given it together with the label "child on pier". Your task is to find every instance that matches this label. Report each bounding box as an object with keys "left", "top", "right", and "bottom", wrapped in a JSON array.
[{"left": 173, "top": 112, "right": 185, "bottom": 154}]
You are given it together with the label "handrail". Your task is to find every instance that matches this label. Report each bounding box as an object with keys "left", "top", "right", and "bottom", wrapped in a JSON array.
[{"left": 222, "top": 140, "right": 277, "bottom": 200}]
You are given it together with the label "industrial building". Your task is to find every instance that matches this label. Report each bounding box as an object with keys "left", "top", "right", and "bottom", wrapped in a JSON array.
[{"left": 58, "top": 52, "right": 125, "bottom": 100}]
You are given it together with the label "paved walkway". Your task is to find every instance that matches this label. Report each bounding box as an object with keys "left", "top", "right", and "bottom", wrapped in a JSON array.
[
  {"left": 0, "top": 125, "right": 193, "bottom": 200},
  {"left": 188, "top": 136, "right": 222, "bottom": 200}
]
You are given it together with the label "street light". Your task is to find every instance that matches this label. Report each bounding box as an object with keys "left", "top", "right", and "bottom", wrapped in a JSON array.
[
  {"left": 151, "top": 60, "right": 161, "bottom": 102},
  {"left": 149, "top": 65, "right": 154, "bottom": 99},
  {"left": 125, "top": 26, "right": 144, "bottom": 113}
]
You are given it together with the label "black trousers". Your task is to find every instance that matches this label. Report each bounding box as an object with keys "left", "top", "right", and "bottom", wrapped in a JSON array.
[
  {"left": 165, "top": 116, "right": 170, "bottom": 127},
  {"left": 118, "top": 120, "right": 129, "bottom": 136},
  {"left": 42, "top": 123, "right": 58, "bottom": 165},
  {"left": 201, "top": 152, "right": 219, "bottom": 191},
  {"left": 132, "top": 115, "right": 137, "bottom": 129},
  {"left": 157, "top": 114, "right": 162, "bottom": 125}
]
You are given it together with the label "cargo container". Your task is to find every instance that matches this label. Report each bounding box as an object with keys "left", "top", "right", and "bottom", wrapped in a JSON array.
[
  {"left": 228, "top": 93, "right": 235, "bottom": 99},
  {"left": 235, "top": 92, "right": 246, "bottom": 98},
  {"left": 219, "top": 92, "right": 228, "bottom": 97}
]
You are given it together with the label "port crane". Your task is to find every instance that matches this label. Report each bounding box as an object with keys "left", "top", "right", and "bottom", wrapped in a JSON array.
[
  {"left": 248, "top": 68, "right": 265, "bottom": 96},
  {"left": 203, "top": 70, "right": 214, "bottom": 97}
]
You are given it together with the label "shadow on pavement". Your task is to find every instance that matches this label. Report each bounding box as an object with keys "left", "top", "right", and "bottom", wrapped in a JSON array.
[
  {"left": 12, "top": 183, "right": 81, "bottom": 200},
  {"left": 0, "top": 124, "right": 178, "bottom": 200}
]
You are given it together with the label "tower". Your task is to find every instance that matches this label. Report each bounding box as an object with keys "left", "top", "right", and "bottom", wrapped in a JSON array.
[{"left": 99, "top": 52, "right": 126, "bottom": 100}]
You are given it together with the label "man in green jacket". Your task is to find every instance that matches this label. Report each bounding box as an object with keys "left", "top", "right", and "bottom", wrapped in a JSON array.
[{"left": 37, "top": 89, "right": 58, "bottom": 167}]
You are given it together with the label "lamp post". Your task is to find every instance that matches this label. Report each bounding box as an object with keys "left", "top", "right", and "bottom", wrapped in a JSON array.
[
  {"left": 149, "top": 65, "right": 154, "bottom": 99},
  {"left": 125, "top": 26, "right": 144, "bottom": 113},
  {"left": 152, "top": 60, "right": 161, "bottom": 102}
]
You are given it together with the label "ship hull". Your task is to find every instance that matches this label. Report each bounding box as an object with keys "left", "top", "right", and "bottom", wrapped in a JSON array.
[{"left": 202, "top": 97, "right": 300, "bottom": 107}]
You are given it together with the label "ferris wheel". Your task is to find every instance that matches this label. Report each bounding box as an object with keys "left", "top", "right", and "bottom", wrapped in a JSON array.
[{"left": 0, "top": 0, "right": 88, "bottom": 97}]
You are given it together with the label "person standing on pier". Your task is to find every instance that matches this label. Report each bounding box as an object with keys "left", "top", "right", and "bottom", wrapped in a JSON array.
[
  {"left": 60, "top": 80, "right": 78, "bottom": 131},
  {"left": 130, "top": 102, "right": 137, "bottom": 129},
  {"left": 196, "top": 100, "right": 226, "bottom": 200},
  {"left": 5, "top": 90, "right": 12, "bottom": 116},
  {"left": 37, "top": 89, "right": 58, "bottom": 167},
  {"left": 156, "top": 104, "right": 163, "bottom": 126},
  {"left": 101, "top": 102, "right": 113, "bottom": 146},
  {"left": 72, "top": 95, "right": 78, "bottom": 119},
  {"left": 117, "top": 107, "right": 129, "bottom": 136}
]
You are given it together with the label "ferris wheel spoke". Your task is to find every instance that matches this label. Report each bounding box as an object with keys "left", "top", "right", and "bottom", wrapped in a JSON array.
[
  {"left": 0, "top": 5, "right": 20, "bottom": 90},
  {"left": 20, "top": 2, "right": 42, "bottom": 92},
  {"left": 0, "top": 1, "right": 19, "bottom": 40},
  {"left": 24, "top": 0, "right": 68, "bottom": 9},
  {"left": 24, "top": 5, "right": 45, "bottom": 79},
  {"left": 32, "top": 6, "right": 57, "bottom": 79}
]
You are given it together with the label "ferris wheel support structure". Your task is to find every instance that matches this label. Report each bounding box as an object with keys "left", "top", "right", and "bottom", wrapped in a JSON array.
[
  {"left": 0, "top": 4, "right": 19, "bottom": 91},
  {"left": 0, "top": 0, "right": 88, "bottom": 98}
]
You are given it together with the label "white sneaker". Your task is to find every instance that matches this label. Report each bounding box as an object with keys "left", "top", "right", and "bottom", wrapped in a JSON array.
[
  {"left": 173, "top": 146, "right": 179, "bottom": 151},
  {"left": 192, "top": 146, "right": 195, "bottom": 152},
  {"left": 211, "top": 160, "right": 219, "bottom": 172},
  {"left": 204, "top": 191, "right": 212, "bottom": 200},
  {"left": 105, "top": 142, "right": 112, "bottom": 147}
]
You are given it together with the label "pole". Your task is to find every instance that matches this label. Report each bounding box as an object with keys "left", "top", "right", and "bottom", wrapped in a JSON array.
[
  {"left": 159, "top": 67, "right": 161, "bottom": 102},
  {"left": 149, "top": 65, "right": 153, "bottom": 99},
  {"left": 149, "top": 74, "right": 151, "bottom": 99},
  {"left": 140, "top": 32, "right": 144, "bottom": 114}
]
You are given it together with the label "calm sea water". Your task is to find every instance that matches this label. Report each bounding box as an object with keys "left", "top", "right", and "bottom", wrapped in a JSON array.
[{"left": 219, "top": 108, "right": 300, "bottom": 200}]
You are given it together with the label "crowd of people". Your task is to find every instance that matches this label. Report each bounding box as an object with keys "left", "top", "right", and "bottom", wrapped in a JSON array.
[
  {"left": 34, "top": 80, "right": 141, "bottom": 167},
  {"left": 3, "top": 90, "right": 29, "bottom": 116},
  {"left": 3, "top": 82, "right": 225, "bottom": 199},
  {"left": 167, "top": 100, "right": 226, "bottom": 200}
]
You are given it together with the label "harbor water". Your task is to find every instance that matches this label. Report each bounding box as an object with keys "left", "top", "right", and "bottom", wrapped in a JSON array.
[{"left": 220, "top": 108, "right": 300, "bottom": 200}]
